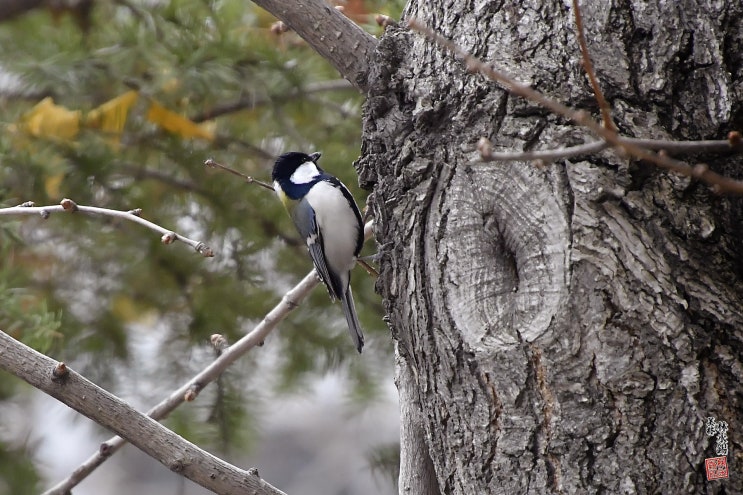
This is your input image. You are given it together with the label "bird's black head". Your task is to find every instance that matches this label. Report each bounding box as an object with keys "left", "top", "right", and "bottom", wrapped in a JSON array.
[{"left": 271, "top": 151, "right": 322, "bottom": 182}]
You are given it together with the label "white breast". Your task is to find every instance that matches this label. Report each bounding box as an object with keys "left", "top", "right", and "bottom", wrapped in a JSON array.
[{"left": 305, "top": 181, "right": 359, "bottom": 280}]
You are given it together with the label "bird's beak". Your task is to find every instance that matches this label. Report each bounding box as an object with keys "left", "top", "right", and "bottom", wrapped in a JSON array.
[{"left": 309, "top": 152, "right": 322, "bottom": 163}]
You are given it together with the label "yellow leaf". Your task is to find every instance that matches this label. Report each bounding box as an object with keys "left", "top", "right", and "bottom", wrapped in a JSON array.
[
  {"left": 86, "top": 90, "right": 139, "bottom": 134},
  {"left": 20, "top": 97, "right": 81, "bottom": 140},
  {"left": 146, "top": 100, "right": 215, "bottom": 141},
  {"left": 44, "top": 173, "right": 64, "bottom": 199}
]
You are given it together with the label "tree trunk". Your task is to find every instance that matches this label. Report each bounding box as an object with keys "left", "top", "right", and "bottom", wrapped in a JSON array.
[{"left": 359, "top": 0, "right": 743, "bottom": 493}]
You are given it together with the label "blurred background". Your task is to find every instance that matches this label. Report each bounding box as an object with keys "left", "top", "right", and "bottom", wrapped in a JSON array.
[{"left": 0, "top": 0, "right": 405, "bottom": 493}]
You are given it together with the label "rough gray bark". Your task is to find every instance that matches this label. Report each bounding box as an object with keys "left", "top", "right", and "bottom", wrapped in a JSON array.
[
  {"left": 397, "top": 349, "right": 441, "bottom": 495},
  {"left": 359, "top": 0, "right": 743, "bottom": 493}
]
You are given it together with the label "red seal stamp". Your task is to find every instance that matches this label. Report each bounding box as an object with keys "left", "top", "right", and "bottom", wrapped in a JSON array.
[{"left": 705, "top": 456, "right": 729, "bottom": 481}]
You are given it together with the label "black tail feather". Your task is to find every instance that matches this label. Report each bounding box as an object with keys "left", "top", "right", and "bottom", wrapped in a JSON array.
[{"left": 341, "top": 286, "right": 364, "bottom": 353}]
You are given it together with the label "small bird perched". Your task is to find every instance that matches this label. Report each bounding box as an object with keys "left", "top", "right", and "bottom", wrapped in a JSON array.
[{"left": 271, "top": 151, "right": 365, "bottom": 353}]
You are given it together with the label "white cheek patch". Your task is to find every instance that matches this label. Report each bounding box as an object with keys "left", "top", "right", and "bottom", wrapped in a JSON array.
[{"left": 290, "top": 161, "right": 321, "bottom": 184}]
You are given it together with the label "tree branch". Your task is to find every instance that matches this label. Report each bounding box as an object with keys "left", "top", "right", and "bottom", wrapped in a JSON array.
[
  {"left": 0, "top": 199, "right": 214, "bottom": 257},
  {"left": 41, "top": 272, "right": 317, "bottom": 494},
  {"left": 205, "top": 158, "right": 275, "bottom": 191},
  {"left": 43, "top": 220, "right": 375, "bottom": 494},
  {"left": 476, "top": 137, "right": 738, "bottom": 163},
  {"left": 477, "top": 139, "right": 608, "bottom": 163},
  {"left": 0, "top": 330, "right": 287, "bottom": 495},
  {"left": 42, "top": 268, "right": 321, "bottom": 494},
  {"left": 117, "top": 163, "right": 209, "bottom": 194},
  {"left": 572, "top": 0, "right": 616, "bottom": 132},
  {"left": 409, "top": 20, "right": 743, "bottom": 195},
  {"left": 191, "top": 79, "right": 354, "bottom": 122},
  {"left": 249, "top": 0, "right": 378, "bottom": 93}
]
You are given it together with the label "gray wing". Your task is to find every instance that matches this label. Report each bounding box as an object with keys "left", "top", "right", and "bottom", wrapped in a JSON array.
[{"left": 291, "top": 198, "right": 342, "bottom": 300}]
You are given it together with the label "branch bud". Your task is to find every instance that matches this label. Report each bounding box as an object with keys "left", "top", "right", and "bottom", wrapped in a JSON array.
[
  {"left": 195, "top": 242, "right": 215, "bottom": 257},
  {"left": 270, "top": 21, "right": 289, "bottom": 35},
  {"left": 210, "top": 334, "right": 229, "bottom": 353},
  {"left": 375, "top": 14, "right": 397, "bottom": 27},
  {"left": 477, "top": 136, "right": 492, "bottom": 160},
  {"left": 184, "top": 384, "right": 202, "bottom": 402},
  {"left": 692, "top": 163, "right": 709, "bottom": 179},
  {"left": 99, "top": 442, "right": 114, "bottom": 457},
  {"left": 60, "top": 198, "right": 78, "bottom": 212},
  {"left": 161, "top": 232, "right": 177, "bottom": 244},
  {"left": 729, "top": 131, "right": 742, "bottom": 150},
  {"left": 52, "top": 362, "right": 69, "bottom": 382}
]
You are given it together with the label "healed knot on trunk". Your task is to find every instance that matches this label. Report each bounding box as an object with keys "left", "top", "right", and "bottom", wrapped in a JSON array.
[{"left": 440, "top": 161, "right": 570, "bottom": 352}]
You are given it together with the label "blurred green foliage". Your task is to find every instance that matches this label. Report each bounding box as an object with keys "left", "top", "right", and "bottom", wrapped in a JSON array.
[
  {"left": 0, "top": 0, "right": 405, "bottom": 490},
  {"left": 0, "top": 438, "right": 41, "bottom": 495}
]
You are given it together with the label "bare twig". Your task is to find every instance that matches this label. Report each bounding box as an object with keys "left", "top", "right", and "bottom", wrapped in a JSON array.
[
  {"left": 191, "top": 80, "right": 354, "bottom": 122},
  {"left": 572, "top": 0, "right": 616, "bottom": 132},
  {"left": 621, "top": 137, "right": 741, "bottom": 154},
  {"left": 118, "top": 163, "right": 208, "bottom": 194},
  {"left": 0, "top": 330, "right": 287, "bottom": 495},
  {"left": 357, "top": 258, "right": 379, "bottom": 278},
  {"left": 204, "top": 158, "right": 275, "bottom": 191},
  {"left": 215, "top": 135, "right": 276, "bottom": 161},
  {"left": 478, "top": 139, "right": 608, "bottom": 162},
  {"left": 305, "top": 93, "right": 357, "bottom": 118},
  {"left": 477, "top": 137, "right": 738, "bottom": 163},
  {"left": 0, "top": 199, "right": 214, "bottom": 256},
  {"left": 42, "top": 220, "right": 375, "bottom": 494},
  {"left": 408, "top": 20, "right": 743, "bottom": 194}
]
